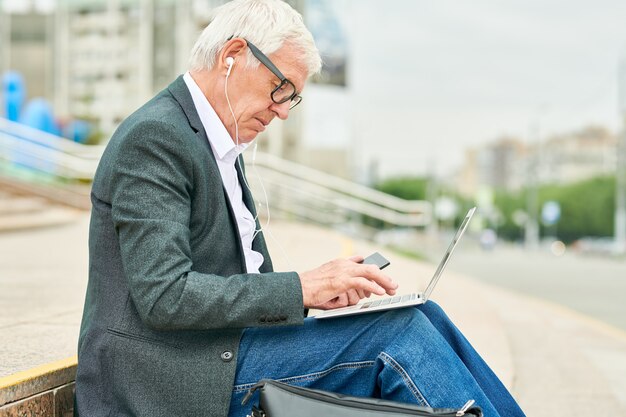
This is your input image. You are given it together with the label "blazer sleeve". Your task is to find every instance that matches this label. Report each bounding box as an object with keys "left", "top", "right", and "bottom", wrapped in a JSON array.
[{"left": 108, "top": 119, "right": 305, "bottom": 331}]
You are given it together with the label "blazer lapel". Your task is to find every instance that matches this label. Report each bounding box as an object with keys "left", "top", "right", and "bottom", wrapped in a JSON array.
[
  {"left": 235, "top": 156, "right": 256, "bottom": 216},
  {"left": 167, "top": 75, "right": 249, "bottom": 273}
]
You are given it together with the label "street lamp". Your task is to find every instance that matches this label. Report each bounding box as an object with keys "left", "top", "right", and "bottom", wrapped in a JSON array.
[
  {"left": 525, "top": 122, "right": 541, "bottom": 251},
  {"left": 615, "top": 50, "right": 626, "bottom": 254}
]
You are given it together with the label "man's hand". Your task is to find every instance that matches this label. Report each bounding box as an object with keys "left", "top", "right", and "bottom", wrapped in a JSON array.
[
  {"left": 298, "top": 255, "right": 398, "bottom": 309},
  {"left": 315, "top": 288, "right": 371, "bottom": 310}
]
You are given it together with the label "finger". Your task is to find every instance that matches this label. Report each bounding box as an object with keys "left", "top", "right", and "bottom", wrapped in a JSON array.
[
  {"left": 352, "top": 264, "right": 398, "bottom": 292},
  {"left": 346, "top": 289, "right": 360, "bottom": 305},
  {"left": 356, "top": 288, "right": 366, "bottom": 299},
  {"left": 347, "top": 276, "right": 387, "bottom": 296},
  {"left": 334, "top": 293, "right": 349, "bottom": 308},
  {"left": 316, "top": 300, "right": 338, "bottom": 310},
  {"left": 348, "top": 255, "right": 364, "bottom": 263},
  {"left": 317, "top": 294, "right": 343, "bottom": 310}
]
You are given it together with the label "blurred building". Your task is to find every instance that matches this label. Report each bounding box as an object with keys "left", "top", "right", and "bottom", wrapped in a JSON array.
[
  {"left": 298, "top": 0, "right": 351, "bottom": 179},
  {"left": 457, "top": 136, "right": 527, "bottom": 196},
  {"left": 57, "top": 0, "right": 233, "bottom": 136},
  {"left": 457, "top": 126, "right": 618, "bottom": 196},
  {"left": 536, "top": 126, "right": 617, "bottom": 185},
  {"left": 0, "top": 2, "right": 55, "bottom": 100},
  {"left": 1, "top": 0, "right": 198, "bottom": 133},
  {"left": 0, "top": 0, "right": 318, "bottom": 168}
]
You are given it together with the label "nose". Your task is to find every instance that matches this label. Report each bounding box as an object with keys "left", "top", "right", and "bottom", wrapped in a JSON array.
[{"left": 271, "top": 101, "right": 291, "bottom": 120}]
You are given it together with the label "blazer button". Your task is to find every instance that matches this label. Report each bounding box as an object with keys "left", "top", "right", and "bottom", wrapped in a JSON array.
[
  {"left": 279, "top": 314, "right": 287, "bottom": 321},
  {"left": 221, "top": 351, "right": 234, "bottom": 362}
]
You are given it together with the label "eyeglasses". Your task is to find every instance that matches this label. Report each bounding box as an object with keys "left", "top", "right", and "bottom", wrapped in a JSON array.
[{"left": 230, "top": 37, "right": 302, "bottom": 109}]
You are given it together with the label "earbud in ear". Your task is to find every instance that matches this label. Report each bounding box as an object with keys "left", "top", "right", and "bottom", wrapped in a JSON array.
[{"left": 226, "top": 57, "right": 235, "bottom": 77}]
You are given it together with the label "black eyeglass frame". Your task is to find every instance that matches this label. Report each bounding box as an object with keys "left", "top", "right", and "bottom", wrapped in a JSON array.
[{"left": 227, "top": 36, "right": 302, "bottom": 109}]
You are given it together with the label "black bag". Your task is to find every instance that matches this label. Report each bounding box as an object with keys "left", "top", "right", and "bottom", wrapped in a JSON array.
[{"left": 242, "top": 379, "right": 482, "bottom": 417}]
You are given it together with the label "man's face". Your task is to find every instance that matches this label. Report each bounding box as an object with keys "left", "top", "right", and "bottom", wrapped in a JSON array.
[{"left": 225, "top": 43, "right": 308, "bottom": 143}]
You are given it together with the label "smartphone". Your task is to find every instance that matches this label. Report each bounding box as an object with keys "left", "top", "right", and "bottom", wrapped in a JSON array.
[{"left": 360, "top": 252, "right": 390, "bottom": 270}]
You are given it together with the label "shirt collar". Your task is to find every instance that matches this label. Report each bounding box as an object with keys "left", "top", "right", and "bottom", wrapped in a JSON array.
[{"left": 183, "top": 71, "right": 249, "bottom": 165}]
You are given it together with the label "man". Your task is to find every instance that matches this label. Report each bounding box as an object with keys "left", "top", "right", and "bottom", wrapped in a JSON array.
[{"left": 75, "top": 1, "right": 525, "bottom": 416}]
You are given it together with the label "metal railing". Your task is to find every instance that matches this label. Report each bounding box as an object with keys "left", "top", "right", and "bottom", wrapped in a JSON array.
[
  {"left": 0, "top": 118, "right": 102, "bottom": 181},
  {"left": 0, "top": 116, "right": 431, "bottom": 227},
  {"left": 0, "top": 117, "right": 98, "bottom": 208},
  {"left": 243, "top": 152, "right": 431, "bottom": 228}
]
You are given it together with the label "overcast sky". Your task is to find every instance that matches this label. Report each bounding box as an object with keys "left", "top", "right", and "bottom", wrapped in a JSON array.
[{"left": 306, "top": 0, "right": 626, "bottom": 179}]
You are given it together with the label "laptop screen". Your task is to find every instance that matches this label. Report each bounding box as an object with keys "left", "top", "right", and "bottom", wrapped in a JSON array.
[{"left": 423, "top": 207, "right": 476, "bottom": 301}]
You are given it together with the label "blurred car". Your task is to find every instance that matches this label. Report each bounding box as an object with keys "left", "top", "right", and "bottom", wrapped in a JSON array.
[
  {"left": 479, "top": 228, "right": 497, "bottom": 251},
  {"left": 571, "top": 237, "right": 620, "bottom": 256}
]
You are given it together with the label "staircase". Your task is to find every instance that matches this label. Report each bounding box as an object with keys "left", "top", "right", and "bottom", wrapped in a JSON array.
[
  {"left": 241, "top": 152, "right": 432, "bottom": 242},
  {"left": 0, "top": 187, "right": 84, "bottom": 233},
  {"left": 0, "top": 117, "right": 95, "bottom": 232},
  {"left": 0, "top": 116, "right": 432, "bottom": 236}
]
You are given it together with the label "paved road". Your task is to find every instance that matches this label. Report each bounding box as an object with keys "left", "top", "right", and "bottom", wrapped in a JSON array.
[{"left": 438, "top": 240, "right": 626, "bottom": 332}]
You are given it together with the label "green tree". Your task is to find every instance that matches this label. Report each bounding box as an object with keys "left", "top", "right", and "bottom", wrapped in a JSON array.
[
  {"left": 370, "top": 175, "right": 616, "bottom": 242},
  {"left": 362, "top": 177, "right": 430, "bottom": 229},
  {"left": 494, "top": 190, "right": 526, "bottom": 241},
  {"left": 492, "top": 176, "right": 615, "bottom": 243},
  {"left": 538, "top": 176, "right": 614, "bottom": 242},
  {"left": 375, "top": 177, "right": 428, "bottom": 201}
]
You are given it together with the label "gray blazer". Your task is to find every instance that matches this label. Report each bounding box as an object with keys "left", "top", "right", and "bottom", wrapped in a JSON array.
[{"left": 75, "top": 76, "right": 305, "bottom": 417}]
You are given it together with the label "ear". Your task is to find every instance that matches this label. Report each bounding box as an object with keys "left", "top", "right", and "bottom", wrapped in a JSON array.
[{"left": 218, "top": 37, "right": 247, "bottom": 75}]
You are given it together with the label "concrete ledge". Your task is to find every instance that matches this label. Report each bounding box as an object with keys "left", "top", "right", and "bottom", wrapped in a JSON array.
[
  {"left": 0, "top": 356, "right": 76, "bottom": 416},
  {"left": 0, "top": 208, "right": 84, "bottom": 233},
  {"left": 0, "top": 175, "right": 92, "bottom": 211}
]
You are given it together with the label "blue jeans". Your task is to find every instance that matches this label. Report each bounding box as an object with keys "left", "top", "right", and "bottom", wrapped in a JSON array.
[{"left": 228, "top": 301, "right": 525, "bottom": 417}]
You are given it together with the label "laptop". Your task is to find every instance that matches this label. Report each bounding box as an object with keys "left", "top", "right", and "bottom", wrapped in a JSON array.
[{"left": 314, "top": 207, "right": 476, "bottom": 319}]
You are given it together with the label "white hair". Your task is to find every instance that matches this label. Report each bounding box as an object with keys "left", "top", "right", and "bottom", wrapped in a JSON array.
[{"left": 189, "top": 0, "right": 322, "bottom": 77}]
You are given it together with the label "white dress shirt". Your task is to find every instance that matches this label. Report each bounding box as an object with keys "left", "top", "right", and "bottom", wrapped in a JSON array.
[{"left": 183, "top": 72, "right": 265, "bottom": 273}]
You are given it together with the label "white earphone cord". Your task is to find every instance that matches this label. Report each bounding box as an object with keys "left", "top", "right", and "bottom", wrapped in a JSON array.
[
  {"left": 224, "top": 63, "right": 268, "bottom": 234},
  {"left": 224, "top": 62, "right": 294, "bottom": 271}
]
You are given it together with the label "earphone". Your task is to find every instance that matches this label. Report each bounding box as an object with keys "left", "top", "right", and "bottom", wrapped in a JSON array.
[{"left": 225, "top": 57, "right": 235, "bottom": 77}]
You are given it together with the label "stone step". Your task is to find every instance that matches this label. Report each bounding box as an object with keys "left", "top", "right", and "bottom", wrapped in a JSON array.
[
  {"left": 0, "top": 205, "right": 83, "bottom": 233},
  {"left": 0, "top": 196, "right": 49, "bottom": 216},
  {"left": 0, "top": 176, "right": 92, "bottom": 211},
  {"left": 0, "top": 177, "right": 89, "bottom": 232}
]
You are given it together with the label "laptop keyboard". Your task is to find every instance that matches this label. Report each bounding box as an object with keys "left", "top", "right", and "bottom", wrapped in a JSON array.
[{"left": 359, "top": 293, "right": 418, "bottom": 309}]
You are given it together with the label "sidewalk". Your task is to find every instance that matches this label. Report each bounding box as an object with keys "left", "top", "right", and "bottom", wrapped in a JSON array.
[{"left": 1, "top": 215, "right": 626, "bottom": 416}]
